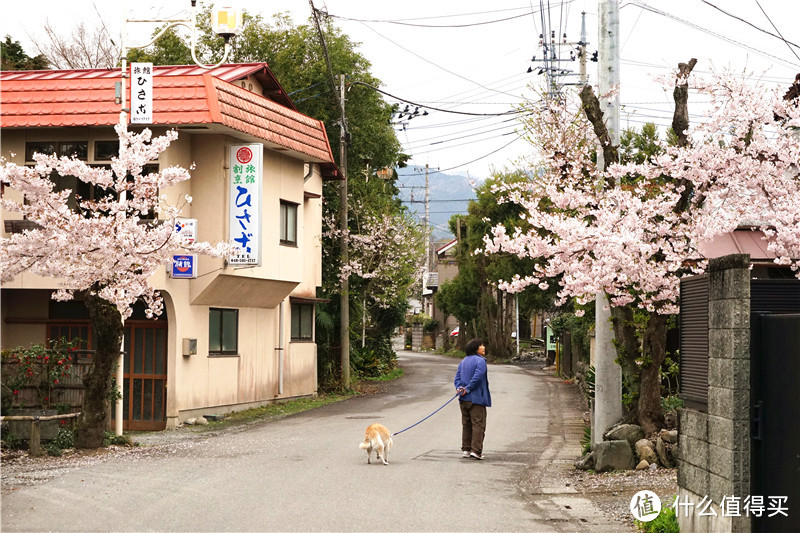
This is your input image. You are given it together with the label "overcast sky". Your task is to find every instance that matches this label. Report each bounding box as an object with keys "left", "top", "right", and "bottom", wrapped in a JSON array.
[{"left": 4, "top": 1, "right": 800, "bottom": 183}]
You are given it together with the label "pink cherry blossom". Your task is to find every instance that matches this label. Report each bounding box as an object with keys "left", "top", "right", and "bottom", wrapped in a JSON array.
[
  {"left": 1, "top": 114, "right": 236, "bottom": 318},
  {"left": 482, "top": 71, "right": 800, "bottom": 315}
]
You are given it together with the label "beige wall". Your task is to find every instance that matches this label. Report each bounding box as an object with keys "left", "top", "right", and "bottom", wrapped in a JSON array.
[{"left": 1, "top": 125, "right": 324, "bottom": 426}]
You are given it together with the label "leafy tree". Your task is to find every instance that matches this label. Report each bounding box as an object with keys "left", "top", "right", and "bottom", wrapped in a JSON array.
[
  {"left": 1, "top": 35, "right": 49, "bottom": 70},
  {"left": 0, "top": 119, "right": 231, "bottom": 447},
  {"left": 127, "top": 28, "right": 193, "bottom": 66},
  {"left": 484, "top": 64, "right": 800, "bottom": 434},
  {"left": 436, "top": 171, "right": 557, "bottom": 358}
]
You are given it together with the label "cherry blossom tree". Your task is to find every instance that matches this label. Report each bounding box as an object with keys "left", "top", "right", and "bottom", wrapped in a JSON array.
[
  {"left": 483, "top": 64, "right": 800, "bottom": 434},
  {"left": 324, "top": 202, "right": 425, "bottom": 323},
  {"left": 1, "top": 115, "right": 232, "bottom": 447}
]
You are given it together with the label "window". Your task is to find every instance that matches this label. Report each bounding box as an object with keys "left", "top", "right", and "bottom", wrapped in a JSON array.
[
  {"left": 291, "top": 304, "right": 314, "bottom": 341},
  {"left": 26, "top": 141, "right": 88, "bottom": 162},
  {"left": 209, "top": 308, "right": 238, "bottom": 355},
  {"left": 24, "top": 142, "right": 158, "bottom": 219},
  {"left": 94, "top": 140, "right": 120, "bottom": 161},
  {"left": 280, "top": 201, "right": 298, "bottom": 245}
]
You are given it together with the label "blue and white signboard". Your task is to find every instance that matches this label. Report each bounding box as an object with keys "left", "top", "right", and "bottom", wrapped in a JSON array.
[
  {"left": 174, "top": 218, "right": 197, "bottom": 245},
  {"left": 228, "top": 144, "right": 263, "bottom": 266},
  {"left": 171, "top": 254, "right": 197, "bottom": 279}
]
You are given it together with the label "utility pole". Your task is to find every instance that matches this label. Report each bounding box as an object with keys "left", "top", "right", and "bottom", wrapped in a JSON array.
[
  {"left": 424, "top": 163, "right": 431, "bottom": 274},
  {"left": 580, "top": 12, "right": 588, "bottom": 86},
  {"left": 308, "top": 2, "right": 350, "bottom": 389},
  {"left": 593, "top": 0, "right": 623, "bottom": 446},
  {"left": 338, "top": 74, "right": 350, "bottom": 390}
]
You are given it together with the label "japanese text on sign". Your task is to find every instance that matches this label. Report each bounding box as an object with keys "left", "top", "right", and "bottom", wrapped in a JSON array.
[
  {"left": 228, "top": 145, "right": 262, "bottom": 266},
  {"left": 130, "top": 63, "right": 153, "bottom": 124}
]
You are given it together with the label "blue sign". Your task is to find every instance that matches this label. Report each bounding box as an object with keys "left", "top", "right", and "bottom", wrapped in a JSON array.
[{"left": 171, "top": 254, "right": 197, "bottom": 279}]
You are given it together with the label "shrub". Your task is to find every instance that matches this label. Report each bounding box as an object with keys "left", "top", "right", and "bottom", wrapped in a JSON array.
[
  {"left": 2, "top": 429, "right": 23, "bottom": 450},
  {"left": 580, "top": 425, "right": 592, "bottom": 455},
  {"left": 45, "top": 426, "right": 76, "bottom": 456},
  {"left": 636, "top": 502, "right": 679, "bottom": 533}
]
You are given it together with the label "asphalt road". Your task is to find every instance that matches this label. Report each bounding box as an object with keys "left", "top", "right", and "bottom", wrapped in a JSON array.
[{"left": 1, "top": 350, "right": 625, "bottom": 532}]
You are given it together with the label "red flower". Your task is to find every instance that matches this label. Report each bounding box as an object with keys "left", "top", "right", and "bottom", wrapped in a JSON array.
[
  {"left": 54, "top": 379, "right": 59, "bottom": 384},
  {"left": 13, "top": 390, "right": 19, "bottom": 395}
]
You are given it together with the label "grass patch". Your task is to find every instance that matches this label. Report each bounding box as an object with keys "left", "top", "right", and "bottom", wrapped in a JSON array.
[
  {"left": 437, "top": 348, "right": 466, "bottom": 359},
  {"left": 362, "top": 367, "right": 404, "bottom": 382},
  {"left": 216, "top": 393, "right": 357, "bottom": 426}
]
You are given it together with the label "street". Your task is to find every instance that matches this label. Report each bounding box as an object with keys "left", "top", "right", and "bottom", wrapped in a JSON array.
[{"left": 1, "top": 351, "right": 628, "bottom": 532}]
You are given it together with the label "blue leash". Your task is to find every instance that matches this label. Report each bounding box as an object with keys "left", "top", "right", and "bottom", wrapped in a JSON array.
[{"left": 391, "top": 392, "right": 460, "bottom": 436}]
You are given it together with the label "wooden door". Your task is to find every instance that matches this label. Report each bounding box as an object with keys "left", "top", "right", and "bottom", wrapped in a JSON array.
[{"left": 122, "top": 322, "right": 168, "bottom": 431}]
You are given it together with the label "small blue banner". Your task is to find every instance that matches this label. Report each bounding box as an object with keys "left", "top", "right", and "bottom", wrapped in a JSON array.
[{"left": 171, "top": 254, "right": 197, "bottom": 279}]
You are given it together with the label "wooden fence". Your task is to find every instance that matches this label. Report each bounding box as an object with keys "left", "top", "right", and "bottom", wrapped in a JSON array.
[{"left": 1, "top": 354, "right": 92, "bottom": 412}]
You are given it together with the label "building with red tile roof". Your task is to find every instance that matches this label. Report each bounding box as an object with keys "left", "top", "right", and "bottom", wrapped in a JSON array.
[{"left": 1, "top": 63, "right": 338, "bottom": 429}]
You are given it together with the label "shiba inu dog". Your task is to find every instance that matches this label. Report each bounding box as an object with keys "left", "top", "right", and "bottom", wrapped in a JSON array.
[{"left": 359, "top": 423, "right": 393, "bottom": 465}]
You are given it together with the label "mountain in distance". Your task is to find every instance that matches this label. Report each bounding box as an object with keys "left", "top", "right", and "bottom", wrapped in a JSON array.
[{"left": 395, "top": 166, "right": 480, "bottom": 240}]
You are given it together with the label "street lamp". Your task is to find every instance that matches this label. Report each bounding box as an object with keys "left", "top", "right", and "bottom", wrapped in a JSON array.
[{"left": 118, "top": 1, "right": 243, "bottom": 123}]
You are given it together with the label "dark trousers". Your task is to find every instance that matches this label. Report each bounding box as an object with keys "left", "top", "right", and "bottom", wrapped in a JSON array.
[{"left": 460, "top": 401, "right": 487, "bottom": 455}]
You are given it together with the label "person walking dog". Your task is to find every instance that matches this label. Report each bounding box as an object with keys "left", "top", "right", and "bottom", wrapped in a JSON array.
[{"left": 454, "top": 338, "right": 492, "bottom": 460}]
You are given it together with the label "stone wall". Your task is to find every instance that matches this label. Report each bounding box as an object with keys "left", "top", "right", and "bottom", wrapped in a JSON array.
[
  {"left": 677, "top": 254, "right": 751, "bottom": 533},
  {"left": 411, "top": 323, "right": 423, "bottom": 352}
]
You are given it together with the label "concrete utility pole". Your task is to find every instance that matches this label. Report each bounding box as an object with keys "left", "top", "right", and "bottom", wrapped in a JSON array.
[
  {"left": 580, "top": 12, "right": 588, "bottom": 86},
  {"left": 593, "top": 0, "right": 623, "bottom": 446},
  {"left": 424, "top": 164, "right": 431, "bottom": 274},
  {"left": 339, "top": 74, "right": 350, "bottom": 390},
  {"left": 307, "top": 2, "right": 350, "bottom": 389}
]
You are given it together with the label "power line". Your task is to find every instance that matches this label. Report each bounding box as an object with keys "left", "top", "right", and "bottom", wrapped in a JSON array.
[
  {"left": 405, "top": 120, "right": 520, "bottom": 148},
  {"left": 320, "top": 3, "right": 578, "bottom": 28},
  {"left": 625, "top": 1, "right": 800, "bottom": 69},
  {"left": 324, "top": 9, "right": 538, "bottom": 28},
  {"left": 403, "top": 135, "right": 524, "bottom": 177},
  {"left": 754, "top": 0, "right": 800, "bottom": 63},
  {"left": 349, "top": 81, "right": 522, "bottom": 116},
  {"left": 699, "top": 0, "right": 800, "bottom": 58},
  {"left": 412, "top": 130, "right": 519, "bottom": 155},
  {"left": 351, "top": 19, "right": 526, "bottom": 100}
]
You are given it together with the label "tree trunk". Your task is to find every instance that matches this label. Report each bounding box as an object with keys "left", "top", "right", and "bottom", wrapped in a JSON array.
[
  {"left": 638, "top": 313, "right": 668, "bottom": 435},
  {"left": 609, "top": 305, "right": 670, "bottom": 433},
  {"left": 610, "top": 305, "right": 642, "bottom": 410},
  {"left": 75, "top": 291, "right": 123, "bottom": 448}
]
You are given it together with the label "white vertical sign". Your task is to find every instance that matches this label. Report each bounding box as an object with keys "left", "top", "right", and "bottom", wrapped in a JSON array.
[
  {"left": 228, "top": 144, "right": 263, "bottom": 266},
  {"left": 130, "top": 63, "right": 153, "bottom": 124}
]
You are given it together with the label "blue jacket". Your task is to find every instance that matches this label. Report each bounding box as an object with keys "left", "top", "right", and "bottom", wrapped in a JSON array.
[{"left": 454, "top": 354, "right": 492, "bottom": 407}]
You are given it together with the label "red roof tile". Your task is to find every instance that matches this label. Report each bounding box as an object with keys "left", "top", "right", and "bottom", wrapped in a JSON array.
[{"left": 0, "top": 64, "right": 338, "bottom": 170}]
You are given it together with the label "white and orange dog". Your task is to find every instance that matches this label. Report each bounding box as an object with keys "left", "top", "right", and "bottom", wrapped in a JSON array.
[{"left": 359, "top": 423, "right": 393, "bottom": 465}]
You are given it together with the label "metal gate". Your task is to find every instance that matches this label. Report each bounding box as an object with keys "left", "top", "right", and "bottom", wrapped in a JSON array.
[{"left": 750, "top": 313, "right": 800, "bottom": 533}]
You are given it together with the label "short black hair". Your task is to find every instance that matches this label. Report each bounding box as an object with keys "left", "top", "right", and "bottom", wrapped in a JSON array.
[{"left": 464, "top": 338, "right": 484, "bottom": 355}]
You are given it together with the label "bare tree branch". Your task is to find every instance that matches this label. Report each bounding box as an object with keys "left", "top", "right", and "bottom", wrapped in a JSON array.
[
  {"left": 580, "top": 84, "right": 618, "bottom": 187},
  {"left": 30, "top": 20, "right": 117, "bottom": 69}
]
